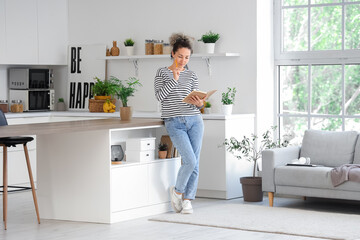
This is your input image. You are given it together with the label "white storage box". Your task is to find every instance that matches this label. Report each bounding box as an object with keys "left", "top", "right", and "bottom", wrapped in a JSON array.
[
  {"left": 126, "top": 137, "right": 156, "bottom": 151},
  {"left": 126, "top": 150, "right": 155, "bottom": 163}
]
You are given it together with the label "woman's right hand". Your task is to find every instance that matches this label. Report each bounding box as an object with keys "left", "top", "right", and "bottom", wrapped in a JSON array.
[{"left": 172, "top": 68, "right": 180, "bottom": 81}]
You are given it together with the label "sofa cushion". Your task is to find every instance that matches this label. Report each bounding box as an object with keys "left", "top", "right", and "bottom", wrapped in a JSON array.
[
  {"left": 300, "top": 130, "right": 358, "bottom": 167},
  {"left": 353, "top": 134, "right": 360, "bottom": 164},
  {"left": 275, "top": 166, "right": 360, "bottom": 191}
]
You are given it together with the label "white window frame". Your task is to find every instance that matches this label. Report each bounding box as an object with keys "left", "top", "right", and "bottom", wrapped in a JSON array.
[
  {"left": 274, "top": 0, "right": 360, "bottom": 134},
  {"left": 274, "top": 0, "right": 360, "bottom": 64}
]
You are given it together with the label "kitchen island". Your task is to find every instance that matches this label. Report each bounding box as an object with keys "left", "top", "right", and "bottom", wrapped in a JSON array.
[{"left": 0, "top": 116, "right": 180, "bottom": 223}]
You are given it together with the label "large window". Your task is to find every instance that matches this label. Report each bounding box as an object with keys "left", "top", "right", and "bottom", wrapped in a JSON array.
[{"left": 275, "top": 0, "right": 360, "bottom": 144}]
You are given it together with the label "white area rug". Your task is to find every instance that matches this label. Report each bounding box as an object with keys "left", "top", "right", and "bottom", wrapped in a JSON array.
[{"left": 150, "top": 203, "right": 360, "bottom": 240}]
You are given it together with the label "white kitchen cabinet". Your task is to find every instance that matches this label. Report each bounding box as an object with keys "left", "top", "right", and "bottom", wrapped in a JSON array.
[
  {"left": 148, "top": 159, "right": 180, "bottom": 205},
  {"left": 111, "top": 164, "right": 149, "bottom": 212},
  {"left": 5, "top": 0, "right": 38, "bottom": 64},
  {"left": 3, "top": 0, "right": 67, "bottom": 65},
  {"left": 197, "top": 115, "right": 255, "bottom": 199},
  {"left": 35, "top": 122, "right": 179, "bottom": 223},
  {"left": 37, "top": 0, "right": 68, "bottom": 65},
  {"left": 0, "top": 0, "right": 6, "bottom": 64}
]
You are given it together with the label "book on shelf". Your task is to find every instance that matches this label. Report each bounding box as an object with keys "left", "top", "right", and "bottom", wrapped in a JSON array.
[{"left": 182, "top": 90, "right": 217, "bottom": 104}]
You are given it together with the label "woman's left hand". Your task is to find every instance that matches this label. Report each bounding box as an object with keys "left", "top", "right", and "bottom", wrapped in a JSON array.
[{"left": 188, "top": 95, "right": 204, "bottom": 107}]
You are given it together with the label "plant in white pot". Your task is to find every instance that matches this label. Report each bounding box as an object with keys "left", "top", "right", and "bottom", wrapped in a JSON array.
[
  {"left": 57, "top": 98, "right": 66, "bottom": 111},
  {"left": 111, "top": 76, "right": 142, "bottom": 120},
  {"left": 223, "top": 126, "right": 289, "bottom": 202},
  {"left": 199, "top": 31, "right": 220, "bottom": 54},
  {"left": 124, "top": 38, "right": 135, "bottom": 56},
  {"left": 204, "top": 101, "right": 212, "bottom": 114},
  {"left": 221, "top": 87, "right": 236, "bottom": 115}
]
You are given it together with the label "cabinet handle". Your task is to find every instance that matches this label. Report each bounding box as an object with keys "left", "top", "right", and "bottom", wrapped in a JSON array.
[
  {"left": 146, "top": 154, "right": 149, "bottom": 156},
  {"left": 147, "top": 143, "right": 150, "bottom": 146}
]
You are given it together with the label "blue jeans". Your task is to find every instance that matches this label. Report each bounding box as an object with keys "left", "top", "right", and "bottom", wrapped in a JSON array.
[{"left": 164, "top": 115, "right": 204, "bottom": 200}]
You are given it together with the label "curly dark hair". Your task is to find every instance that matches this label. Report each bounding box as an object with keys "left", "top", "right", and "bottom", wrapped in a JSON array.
[{"left": 169, "top": 33, "right": 193, "bottom": 57}]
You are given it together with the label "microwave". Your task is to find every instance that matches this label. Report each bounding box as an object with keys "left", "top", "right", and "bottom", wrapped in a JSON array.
[
  {"left": 9, "top": 89, "right": 55, "bottom": 111},
  {"left": 9, "top": 68, "right": 53, "bottom": 90}
]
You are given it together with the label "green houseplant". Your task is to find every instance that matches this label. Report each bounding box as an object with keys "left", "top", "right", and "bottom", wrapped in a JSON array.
[
  {"left": 221, "top": 87, "right": 236, "bottom": 115},
  {"left": 89, "top": 77, "right": 118, "bottom": 112},
  {"left": 223, "top": 126, "right": 289, "bottom": 202},
  {"left": 158, "top": 143, "right": 168, "bottom": 159},
  {"left": 199, "top": 31, "right": 220, "bottom": 54},
  {"left": 57, "top": 98, "right": 66, "bottom": 111},
  {"left": 92, "top": 77, "right": 119, "bottom": 99},
  {"left": 111, "top": 76, "right": 142, "bottom": 120},
  {"left": 204, "top": 101, "right": 212, "bottom": 114},
  {"left": 124, "top": 38, "right": 135, "bottom": 56}
]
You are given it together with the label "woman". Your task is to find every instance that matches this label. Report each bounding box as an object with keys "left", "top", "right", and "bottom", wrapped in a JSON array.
[{"left": 154, "top": 33, "right": 204, "bottom": 214}]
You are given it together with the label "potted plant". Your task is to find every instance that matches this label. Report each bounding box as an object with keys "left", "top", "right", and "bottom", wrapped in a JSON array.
[
  {"left": 223, "top": 126, "right": 289, "bottom": 202},
  {"left": 158, "top": 143, "right": 168, "bottom": 159},
  {"left": 221, "top": 87, "right": 236, "bottom": 115},
  {"left": 111, "top": 76, "right": 142, "bottom": 120},
  {"left": 124, "top": 38, "right": 135, "bottom": 56},
  {"left": 204, "top": 101, "right": 212, "bottom": 114},
  {"left": 89, "top": 77, "right": 118, "bottom": 112},
  {"left": 199, "top": 31, "right": 220, "bottom": 54},
  {"left": 57, "top": 98, "right": 66, "bottom": 111},
  {"left": 92, "top": 77, "right": 119, "bottom": 100}
]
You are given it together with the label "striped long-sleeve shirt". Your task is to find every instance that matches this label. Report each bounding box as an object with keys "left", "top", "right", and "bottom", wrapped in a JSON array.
[{"left": 154, "top": 67, "right": 201, "bottom": 119}]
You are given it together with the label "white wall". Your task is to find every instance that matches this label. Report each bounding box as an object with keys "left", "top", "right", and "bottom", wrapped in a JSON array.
[
  {"left": 68, "top": 0, "right": 257, "bottom": 114},
  {"left": 256, "top": 0, "right": 275, "bottom": 134}
]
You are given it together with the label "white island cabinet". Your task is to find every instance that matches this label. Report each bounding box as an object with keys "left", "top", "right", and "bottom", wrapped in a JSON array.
[{"left": 0, "top": 118, "right": 180, "bottom": 223}]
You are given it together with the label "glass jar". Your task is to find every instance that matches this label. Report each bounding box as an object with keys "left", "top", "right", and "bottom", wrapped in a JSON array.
[
  {"left": 0, "top": 100, "right": 8, "bottom": 113},
  {"left": 145, "top": 39, "right": 154, "bottom": 55},
  {"left": 11, "top": 100, "right": 23, "bottom": 113},
  {"left": 154, "top": 40, "right": 163, "bottom": 55},
  {"left": 163, "top": 43, "right": 171, "bottom": 55}
]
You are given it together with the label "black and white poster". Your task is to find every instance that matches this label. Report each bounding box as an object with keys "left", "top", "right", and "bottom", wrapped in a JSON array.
[{"left": 67, "top": 44, "right": 106, "bottom": 111}]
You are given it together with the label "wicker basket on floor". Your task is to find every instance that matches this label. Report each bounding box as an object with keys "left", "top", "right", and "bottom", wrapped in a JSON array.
[{"left": 89, "top": 99, "right": 116, "bottom": 112}]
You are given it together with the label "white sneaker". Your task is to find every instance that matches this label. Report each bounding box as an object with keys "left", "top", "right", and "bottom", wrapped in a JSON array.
[
  {"left": 170, "top": 186, "right": 182, "bottom": 213},
  {"left": 181, "top": 200, "right": 193, "bottom": 214}
]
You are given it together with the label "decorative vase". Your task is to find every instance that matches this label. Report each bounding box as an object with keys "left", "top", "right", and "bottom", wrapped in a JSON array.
[
  {"left": 111, "top": 41, "right": 120, "bottom": 56},
  {"left": 120, "top": 106, "right": 132, "bottom": 121},
  {"left": 204, "top": 43, "right": 215, "bottom": 54},
  {"left": 204, "top": 108, "right": 211, "bottom": 114},
  {"left": 240, "top": 177, "right": 263, "bottom": 202},
  {"left": 56, "top": 102, "right": 66, "bottom": 111},
  {"left": 125, "top": 46, "right": 134, "bottom": 56},
  {"left": 222, "top": 104, "right": 233, "bottom": 115},
  {"left": 158, "top": 151, "right": 167, "bottom": 159}
]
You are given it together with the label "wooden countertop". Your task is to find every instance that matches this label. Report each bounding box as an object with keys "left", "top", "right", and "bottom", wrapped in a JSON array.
[{"left": 0, "top": 118, "right": 164, "bottom": 137}]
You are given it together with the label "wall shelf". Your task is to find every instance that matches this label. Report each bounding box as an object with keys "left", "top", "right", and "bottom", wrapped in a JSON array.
[{"left": 102, "top": 52, "right": 240, "bottom": 77}]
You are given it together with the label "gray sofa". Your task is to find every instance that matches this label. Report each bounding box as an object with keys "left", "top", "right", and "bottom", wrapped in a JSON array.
[{"left": 262, "top": 130, "right": 360, "bottom": 206}]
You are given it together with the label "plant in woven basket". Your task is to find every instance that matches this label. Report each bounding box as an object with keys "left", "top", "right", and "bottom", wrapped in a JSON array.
[
  {"left": 92, "top": 77, "right": 119, "bottom": 98},
  {"left": 223, "top": 126, "right": 289, "bottom": 177},
  {"left": 111, "top": 76, "right": 142, "bottom": 107}
]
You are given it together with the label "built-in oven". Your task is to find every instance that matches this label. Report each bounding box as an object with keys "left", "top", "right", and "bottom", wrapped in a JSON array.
[
  {"left": 9, "top": 68, "right": 55, "bottom": 111},
  {"left": 9, "top": 89, "right": 55, "bottom": 111}
]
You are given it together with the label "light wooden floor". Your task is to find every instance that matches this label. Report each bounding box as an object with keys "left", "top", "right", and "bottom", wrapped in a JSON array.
[{"left": 1, "top": 191, "right": 360, "bottom": 240}]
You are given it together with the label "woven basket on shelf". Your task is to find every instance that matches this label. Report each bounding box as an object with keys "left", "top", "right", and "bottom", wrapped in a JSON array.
[{"left": 89, "top": 99, "right": 116, "bottom": 112}]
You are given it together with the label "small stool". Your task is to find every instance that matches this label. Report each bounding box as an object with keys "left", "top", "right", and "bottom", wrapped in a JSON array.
[{"left": 0, "top": 110, "right": 40, "bottom": 230}]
